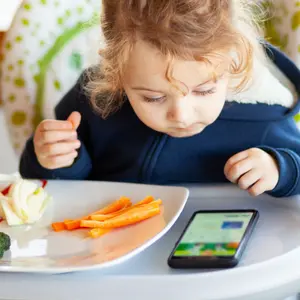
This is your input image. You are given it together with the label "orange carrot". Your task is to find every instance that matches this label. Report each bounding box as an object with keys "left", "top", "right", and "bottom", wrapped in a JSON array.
[
  {"left": 135, "top": 195, "right": 155, "bottom": 206},
  {"left": 88, "top": 228, "right": 112, "bottom": 238},
  {"left": 52, "top": 195, "right": 162, "bottom": 236},
  {"left": 91, "top": 197, "right": 131, "bottom": 215},
  {"left": 64, "top": 220, "right": 81, "bottom": 230},
  {"left": 90, "top": 207, "right": 132, "bottom": 221},
  {"left": 90, "top": 199, "right": 162, "bottom": 221},
  {"left": 64, "top": 219, "right": 73, "bottom": 223},
  {"left": 52, "top": 222, "right": 66, "bottom": 232},
  {"left": 61, "top": 197, "right": 131, "bottom": 230},
  {"left": 131, "top": 199, "right": 162, "bottom": 210},
  {"left": 81, "top": 206, "right": 160, "bottom": 229},
  {"left": 142, "top": 199, "right": 162, "bottom": 206}
]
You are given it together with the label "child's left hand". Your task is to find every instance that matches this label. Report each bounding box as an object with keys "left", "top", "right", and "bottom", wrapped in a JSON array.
[{"left": 224, "top": 148, "right": 279, "bottom": 196}]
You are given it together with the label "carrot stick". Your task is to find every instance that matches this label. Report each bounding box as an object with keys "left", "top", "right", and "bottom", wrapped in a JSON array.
[
  {"left": 135, "top": 195, "right": 155, "bottom": 206},
  {"left": 64, "top": 220, "right": 81, "bottom": 230},
  {"left": 91, "top": 197, "right": 131, "bottom": 215},
  {"left": 88, "top": 228, "right": 112, "bottom": 238},
  {"left": 90, "top": 199, "right": 162, "bottom": 221},
  {"left": 131, "top": 199, "right": 162, "bottom": 210},
  {"left": 52, "top": 222, "right": 66, "bottom": 232},
  {"left": 62, "top": 197, "right": 131, "bottom": 230},
  {"left": 52, "top": 196, "right": 161, "bottom": 233},
  {"left": 64, "top": 219, "right": 73, "bottom": 223},
  {"left": 80, "top": 206, "right": 160, "bottom": 229},
  {"left": 90, "top": 207, "right": 131, "bottom": 221},
  {"left": 142, "top": 199, "right": 162, "bottom": 206}
]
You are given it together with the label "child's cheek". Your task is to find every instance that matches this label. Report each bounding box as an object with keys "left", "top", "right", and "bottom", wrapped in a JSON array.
[
  {"left": 196, "top": 92, "right": 227, "bottom": 126},
  {"left": 128, "top": 99, "right": 166, "bottom": 131}
]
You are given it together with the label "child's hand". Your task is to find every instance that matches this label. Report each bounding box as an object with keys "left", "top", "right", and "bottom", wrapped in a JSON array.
[
  {"left": 33, "top": 112, "right": 81, "bottom": 170},
  {"left": 224, "top": 148, "right": 279, "bottom": 196}
]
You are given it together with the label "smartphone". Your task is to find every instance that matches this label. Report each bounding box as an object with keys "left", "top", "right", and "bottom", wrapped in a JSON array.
[{"left": 168, "top": 209, "right": 259, "bottom": 269}]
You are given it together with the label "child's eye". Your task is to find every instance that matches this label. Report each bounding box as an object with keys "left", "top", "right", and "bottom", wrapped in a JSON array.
[
  {"left": 143, "top": 96, "right": 166, "bottom": 103},
  {"left": 193, "top": 89, "right": 216, "bottom": 96}
]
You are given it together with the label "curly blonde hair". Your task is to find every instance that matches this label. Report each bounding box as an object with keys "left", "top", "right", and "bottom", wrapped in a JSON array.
[{"left": 86, "top": 0, "right": 265, "bottom": 118}]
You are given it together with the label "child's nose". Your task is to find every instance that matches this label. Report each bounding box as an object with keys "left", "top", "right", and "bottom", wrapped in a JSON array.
[{"left": 167, "top": 102, "right": 191, "bottom": 126}]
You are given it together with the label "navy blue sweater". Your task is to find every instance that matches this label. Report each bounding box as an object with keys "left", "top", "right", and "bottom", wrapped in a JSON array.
[{"left": 20, "top": 45, "right": 300, "bottom": 198}]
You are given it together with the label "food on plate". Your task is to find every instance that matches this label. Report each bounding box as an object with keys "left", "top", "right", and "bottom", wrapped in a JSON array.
[
  {"left": 88, "top": 228, "right": 112, "bottom": 238},
  {"left": 0, "top": 232, "right": 11, "bottom": 258},
  {"left": 81, "top": 206, "right": 160, "bottom": 229},
  {"left": 1, "top": 179, "right": 47, "bottom": 196},
  {"left": 60, "top": 196, "right": 132, "bottom": 231},
  {"left": 0, "top": 179, "right": 51, "bottom": 226},
  {"left": 52, "top": 196, "right": 163, "bottom": 238}
]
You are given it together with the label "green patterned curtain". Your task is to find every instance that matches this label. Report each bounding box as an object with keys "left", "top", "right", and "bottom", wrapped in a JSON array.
[
  {"left": 260, "top": 0, "right": 300, "bottom": 123},
  {"left": 261, "top": 0, "right": 300, "bottom": 66}
]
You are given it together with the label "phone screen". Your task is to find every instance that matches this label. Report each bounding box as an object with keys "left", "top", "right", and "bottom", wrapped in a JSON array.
[{"left": 173, "top": 211, "right": 255, "bottom": 257}]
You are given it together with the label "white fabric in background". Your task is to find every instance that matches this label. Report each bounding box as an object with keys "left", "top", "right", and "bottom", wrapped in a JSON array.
[{"left": 0, "top": 0, "right": 22, "bottom": 31}]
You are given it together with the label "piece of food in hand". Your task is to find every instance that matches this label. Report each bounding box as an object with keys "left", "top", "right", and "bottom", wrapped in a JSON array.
[{"left": 0, "top": 179, "right": 51, "bottom": 226}]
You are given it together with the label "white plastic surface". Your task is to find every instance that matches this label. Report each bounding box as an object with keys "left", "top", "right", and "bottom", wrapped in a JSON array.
[{"left": 0, "top": 183, "right": 300, "bottom": 300}]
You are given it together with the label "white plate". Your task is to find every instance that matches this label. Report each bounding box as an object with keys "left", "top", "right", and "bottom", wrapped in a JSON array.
[{"left": 0, "top": 180, "right": 189, "bottom": 274}]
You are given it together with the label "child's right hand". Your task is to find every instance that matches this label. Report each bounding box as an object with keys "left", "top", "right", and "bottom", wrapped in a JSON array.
[{"left": 33, "top": 112, "right": 82, "bottom": 170}]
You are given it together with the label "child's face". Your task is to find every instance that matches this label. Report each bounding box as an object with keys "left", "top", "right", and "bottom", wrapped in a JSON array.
[{"left": 123, "top": 40, "right": 229, "bottom": 138}]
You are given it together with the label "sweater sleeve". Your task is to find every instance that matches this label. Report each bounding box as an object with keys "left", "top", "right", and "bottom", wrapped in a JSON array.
[
  {"left": 259, "top": 118, "right": 300, "bottom": 197},
  {"left": 19, "top": 75, "right": 92, "bottom": 180}
]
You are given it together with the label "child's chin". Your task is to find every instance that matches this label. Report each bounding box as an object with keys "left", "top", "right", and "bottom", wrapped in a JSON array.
[{"left": 166, "top": 128, "right": 204, "bottom": 138}]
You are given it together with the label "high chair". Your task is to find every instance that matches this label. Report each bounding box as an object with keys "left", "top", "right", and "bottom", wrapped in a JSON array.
[
  {"left": 0, "top": 1, "right": 300, "bottom": 300},
  {"left": 0, "top": 0, "right": 299, "bottom": 156},
  {"left": 0, "top": 0, "right": 101, "bottom": 158}
]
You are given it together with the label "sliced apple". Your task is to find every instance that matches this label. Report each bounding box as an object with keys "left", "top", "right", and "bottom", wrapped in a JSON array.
[
  {"left": 0, "top": 197, "right": 23, "bottom": 226},
  {"left": 0, "top": 179, "right": 51, "bottom": 226}
]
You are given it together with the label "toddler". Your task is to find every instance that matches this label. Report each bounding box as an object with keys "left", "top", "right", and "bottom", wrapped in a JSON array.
[{"left": 20, "top": 0, "right": 300, "bottom": 198}]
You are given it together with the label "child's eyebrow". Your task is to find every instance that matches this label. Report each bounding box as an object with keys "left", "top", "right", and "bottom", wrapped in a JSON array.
[
  {"left": 131, "top": 86, "right": 165, "bottom": 93},
  {"left": 194, "top": 79, "right": 215, "bottom": 87},
  {"left": 131, "top": 77, "right": 219, "bottom": 93}
]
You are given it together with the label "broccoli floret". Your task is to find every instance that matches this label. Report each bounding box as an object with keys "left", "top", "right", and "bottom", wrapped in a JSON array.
[
  {"left": 0, "top": 248, "right": 3, "bottom": 259},
  {"left": 0, "top": 232, "right": 11, "bottom": 252}
]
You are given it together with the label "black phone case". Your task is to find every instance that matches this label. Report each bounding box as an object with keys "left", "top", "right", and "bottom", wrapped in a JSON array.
[{"left": 168, "top": 209, "right": 259, "bottom": 269}]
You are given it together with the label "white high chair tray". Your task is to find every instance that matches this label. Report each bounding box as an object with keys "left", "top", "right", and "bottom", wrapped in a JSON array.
[{"left": 0, "top": 182, "right": 300, "bottom": 300}]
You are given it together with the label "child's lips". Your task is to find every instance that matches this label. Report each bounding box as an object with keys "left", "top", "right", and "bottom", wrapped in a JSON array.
[
  {"left": 167, "top": 124, "right": 205, "bottom": 137},
  {"left": 177, "top": 126, "right": 195, "bottom": 132},
  {"left": 175, "top": 124, "right": 200, "bottom": 132}
]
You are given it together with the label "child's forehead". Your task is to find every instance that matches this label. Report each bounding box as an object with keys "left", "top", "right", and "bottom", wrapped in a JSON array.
[{"left": 124, "top": 40, "right": 227, "bottom": 87}]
